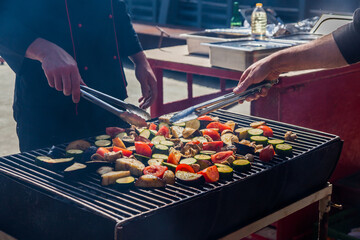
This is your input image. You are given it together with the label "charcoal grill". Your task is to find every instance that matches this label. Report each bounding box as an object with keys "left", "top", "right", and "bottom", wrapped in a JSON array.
[{"left": 0, "top": 110, "right": 342, "bottom": 240}]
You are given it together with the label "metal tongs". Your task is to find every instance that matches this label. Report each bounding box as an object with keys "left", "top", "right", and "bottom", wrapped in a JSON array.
[
  {"left": 169, "top": 79, "right": 279, "bottom": 123},
  {"left": 80, "top": 85, "right": 151, "bottom": 127}
]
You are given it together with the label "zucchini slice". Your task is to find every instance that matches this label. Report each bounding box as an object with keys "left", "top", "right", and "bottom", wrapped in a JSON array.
[
  {"left": 159, "top": 140, "right": 175, "bottom": 147},
  {"left": 95, "top": 139, "right": 112, "bottom": 147},
  {"left": 268, "top": 139, "right": 285, "bottom": 147},
  {"left": 95, "top": 134, "right": 111, "bottom": 140},
  {"left": 194, "top": 154, "right": 211, "bottom": 161},
  {"left": 192, "top": 136, "right": 208, "bottom": 143},
  {"left": 247, "top": 128, "right": 263, "bottom": 137},
  {"left": 232, "top": 159, "right": 251, "bottom": 172},
  {"left": 161, "top": 162, "right": 177, "bottom": 172},
  {"left": 153, "top": 144, "right": 169, "bottom": 155},
  {"left": 140, "top": 129, "right": 155, "bottom": 140},
  {"left": 66, "top": 149, "right": 83, "bottom": 162},
  {"left": 172, "top": 122, "right": 186, "bottom": 127},
  {"left": 134, "top": 153, "right": 150, "bottom": 163},
  {"left": 101, "top": 171, "right": 131, "bottom": 186},
  {"left": 35, "top": 156, "right": 74, "bottom": 171},
  {"left": 152, "top": 153, "right": 169, "bottom": 160},
  {"left": 185, "top": 119, "right": 201, "bottom": 130},
  {"left": 63, "top": 163, "right": 87, "bottom": 178},
  {"left": 175, "top": 170, "right": 204, "bottom": 186},
  {"left": 200, "top": 150, "right": 217, "bottom": 155},
  {"left": 215, "top": 164, "right": 234, "bottom": 180},
  {"left": 275, "top": 144, "right": 293, "bottom": 157},
  {"left": 250, "top": 136, "right": 268, "bottom": 146},
  {"left": 121, "top": 136, "right": 135, "bottom": 147},
  {"left": 151, "top": 135, "right": 166, "bottom": 145},
  {"left": 179, "top": 158, "right": 197, "bottom": 165},
  {"left": 180, "top": 138, "right": 192, "bottom": 144},
  {"left": 235, "top": 127, "right": 251, "bottom": 140},
  {"left": 115, "top": 176, "right": 135, "bottom": 190},
  {"left": 116, "top": 132, "right": 128, "bottom": 140},
  {"left": 221, "top": 133, "right": 237, "bottom": 145},
  {"left": 158, "top": 122, "right": 170, "bottom": 130},
  {"left": 148, "top": 159, "right": 164, "bottom": 166}
]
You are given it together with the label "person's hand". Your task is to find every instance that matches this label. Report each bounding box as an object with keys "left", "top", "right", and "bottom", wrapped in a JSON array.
[
  {"left": 233, "top": 55, "right": 281, "bottom": 103},
  {"left": 26, "top": 38, "right": 85, "bottom": 103},
  {"left": 130, "top": 51, "right": 157, "bottom": 109}
]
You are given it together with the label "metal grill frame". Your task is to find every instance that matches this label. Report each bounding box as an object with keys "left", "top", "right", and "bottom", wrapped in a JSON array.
[{"left": 0, "top": 110, "right": 342, "bottom": 240}]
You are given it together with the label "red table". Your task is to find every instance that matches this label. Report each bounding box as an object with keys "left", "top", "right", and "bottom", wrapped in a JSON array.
[{"left": 145, "top": 45, "right": 243, "bottom": 118}]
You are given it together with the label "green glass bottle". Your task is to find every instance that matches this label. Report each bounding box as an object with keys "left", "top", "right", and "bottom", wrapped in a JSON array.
[{"left": 230, "top": 2, "right": 242, "bottom": 28}]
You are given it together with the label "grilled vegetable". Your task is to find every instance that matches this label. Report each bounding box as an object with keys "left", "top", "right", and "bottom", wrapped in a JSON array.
[
  {"left": 115, "top": 158, "right": 145, "bottom": 177},
  {"left": 163, "top": 170, "right": 175, "bottom": 185},
  {"left": 167, "top": 151, "right": 181, "bottom": 165},
  {"left": 180, "top": 138, "right": 192, "bottom": 144},
  {"left": 206, "top": 122, "right": 232, "bottom": 133},
  {"left": 63, "top": 163, "right": 87, "bottom": 178},
  {"left": 244, "top": 153, "right": 255, "bottom": 162},
  {"left": 235, "top": 127, "right": 251, "bottom": 140},
  {"left": 211, "top": 151, "right": 234, "bottom": 164},
  {"left": 104, "top": 151, "right": 123, "bottom": 163},
  {"left": 257, "top": 125, "right": 273, "bottom": 137},
  {"left": 232, "top": 159, "right": 251, "bottom": 172},
  {"left": 47, "top": 146, "right": 65, "bottom": 159},
  {"left": 91, "top": 153, "right": 105, "bottom": 161},
  {"left": 221, "top": 133, "right": 239, "bottom": 145},
  {"left": 106, "top": 127, "right": 125, "bottom": 138},
  {"left": 268, "top": 139, "right": 285, "bottom": 147},
  {"left": 185, "top": 119, "right": 201, "bottom": 130},
  {"left": 153, "top": 144, "right": 169, "bottom": 155},
  {"left": 198, "top": 115, "right": 215, "bottom": 129},
  {"left": 152, "top": 153, "right": 168, "bottom": 160},
  {"left": 143, "top": 165, "right": 168, "bottom": 178},
  {"left": 194, "top": 154, "right": 211, "bottom": 161},
  {"left": 173, "top": 122, "right": 186, "bottom": 127},
  {"left": 151, "top": 136, "right": 166, "bottom": 144},
  {"left": 224, "top": 121, "right": 236, "bottom": 132},
  {"left": 195, "top": 159, "right": 212, "bottom": 170},
  {"left": 200, "top": 150, "right": 216, "bottom": 155},
  {"left": 85, "top": 160, "right": 111, "bottom": 170},
  {"left": 82, "top": 146, "right": 98, "bottom": 162},
  {"left": 182, "top": 128, "right": 200, "bottom": 139},
  {"left": 250, "top": 136, "right": 268, "bottom": 146},
  {"left": 140, "top": 129, "right": 155, "bottom": 140},
  {"left": 250, "top": 121, "right": 265, "bottom": 128},
  {"left": 148, "top": 159, "right": 164, "bottom": 166},
  {"left": 135, "top": 142, "right": 152, "bottom": 158},
  {"left": 116, "top": 132, "right": 128, "bottom": 140},
  {"left": 175, "top": 164, "right": 195, "bottom": 173},
  {"left": 275, "top": 144, "right": 293, "bottom": 157},
  {"left": 66, "top": 149, "right": 83, "bottom": 162},
  {"left": 156, "top": 125, "right": 170, "bottom": 138},
  {"left": 160, "top": 140, "right": 175, "bottom": 147},
  {"left": 66, "top": 140, "right": 91, "bottom": 151},
  {"left": 121, "top": 136, "right": 135, "bottom": 147},
  {"left": 234, "top": 141, "right": 255, "bottom": 155},
  {"left": 190, "top": 136, "right": 207, "bottom": 144},
  {"left": 179, "top": 158, "right": 197, "bottom": 165},
  {"left": 175, "top": 171, "right": 204, "bottom": 186},
  {"left": 161, "top": 162, "right": 177, "bottom": 172},
  {"left": 259, "top": 145, "right": 275, "bottom": 162},
  {"left": 135, "top": 175, "right": 166, "bottom": 188},
  {"left": 190, "top": 164, "right": 201, "bottom": 173},
  {"left": 215, "top": 164, "right": 233, "bottom": 180},
  {"left": 133, "top": 153, "right": 150, "bottom": 163},
  {"left": 95, "top": 135, "right": 111, "bottom": 140},
  {"left": 113, "top": 137, "right": 126, "bottom": 149},
  {"left": 149, "top": 123, "right": 157, "bottom": 131},
  {"left": 202, "top": 129, "right": 220, "bottom": 141},
  {"left": 202, "top": 141, "right": 223, "bottom": 152},
  {"left": 112, "top": 146, "right": 133, "bottom": 157},
  {"left": 115, "top": 176, "right": 135, "bottom": 190},
  {"left": 96, "top": 147, "right": 110, "bottom": 157},
  {"left": 35, "top": 156, "right": 74, "bottom": 170},
  {"left": 198, "top": 165, "right": 219, "bottom": 183},
  {"left": 101, "top": 171, "right": 131, "bottom": 186},
  {"left": 96, "top": 166, "right": 114, "bottom": 175},
  {"left": 247, "top": 128, "right": 263, "bottom": 137},
  {"left": 284, "top": 131, "right": 297, "bottom": 141},
  {"left": 171, "top": 126, "right": 184, "bottom": 138}
]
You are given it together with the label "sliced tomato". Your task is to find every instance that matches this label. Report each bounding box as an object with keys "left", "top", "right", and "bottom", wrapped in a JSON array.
[
  {"left": 167, "top": 152, "right": 180, "bottom": 165},
  {"left": 198, "top": 115, "right": 214, "bottom": 121},
  {"left": 96, "top": 147, "right": 110, "bottom": 157},
  {"left": 202, "top": 141, "right": 224, "bottom": 152},
  {"left": 106, "top": 127, "right": 125, "bottom": 138},
  {"left": 157, "top": 125, "right": 170, "bottom": 138},
  {"left": 135, "top": 141, "right": 152, "bottom": 158},
  {"left": 175, "top": 164, "right": 195, "bottom": 173},
  {"left": 203, "top": 129, "right": 221, "bottom": 141},
  {"left": 259, "top": 145, "right": 275, "bottom": 162},
  {"left": 149, "top": 123, "right": 157, "bottom": 131},
  {"left": 198, "top": 165, "right": 219, "bottom": 183},
  {"left": 206, "top": 122, "right": 231, "bottom": 133},
  {"left": 211, "top": 151, "right": 234, "bottom": 164},
  {"left": 112, "top": 137, "right": 126, "bottom": 149},
  {"left": 113, "top": 146, "right": 133, "bottom": 157},
  {"left": 143, "top": 165, "right": 168, "bottom": 178},
  {"left": 257, "top": 125, "right": 274, "bottom": 137},
  {"left": 186, "top": 140, "right": 201, "bottom": 145}
]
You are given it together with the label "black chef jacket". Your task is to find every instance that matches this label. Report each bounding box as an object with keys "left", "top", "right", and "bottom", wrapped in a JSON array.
[
  {"left": 333, "top": 8, "right": 360, "bottom": 64},
  {"left": 0, "top": 0, "right": 142, "bottom": 151}
]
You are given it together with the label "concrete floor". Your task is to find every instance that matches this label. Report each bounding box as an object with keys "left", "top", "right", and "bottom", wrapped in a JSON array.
[{"left": 0, "top": 60, "right": 249, "bottom": 156}]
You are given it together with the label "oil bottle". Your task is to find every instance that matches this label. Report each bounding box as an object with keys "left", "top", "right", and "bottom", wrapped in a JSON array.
[{"left": 251, "top": 3, "right": 267, "bottom": 39}]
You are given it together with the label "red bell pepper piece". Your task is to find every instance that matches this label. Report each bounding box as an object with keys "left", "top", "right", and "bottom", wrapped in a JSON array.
[
  {"left": 156, "top": 125, "right": 170, "bottom": 138},
  {"left": 257, "top": 125, "right": 274, "bottom": 137},
  {"left": 175, "top": 164, "right": 195, "bottom": 173},
  {"left": 135, "top": 141, "right": 152, "bottom": 158},
  {"left": 198, "top": 165, "right": 219, "bottom": 183},
  {"left": 96, "top": 147, "right": 110, "bottom": 157},
  {"left": 143, "top": 165, "right": 168, "bottom": 178},
  {"left": 202, "top": 141, "right": 223, "bottom": 152},
  {"left": 202, "top": 129, "right": 221, "bottom": 141},
  {"left": 112, "top": 146, "right": 133, "bottom": 157}
]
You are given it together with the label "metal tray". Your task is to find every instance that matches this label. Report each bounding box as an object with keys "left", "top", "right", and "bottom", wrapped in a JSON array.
[
  {"left": 275, "top": 32, "right": 321, "bottom": 42},
  {"left": 181, "top": 31, "right": 249, "bottom": 55},
  {"left": 205, "top": 39, "right": 298, "bottom": 71}
]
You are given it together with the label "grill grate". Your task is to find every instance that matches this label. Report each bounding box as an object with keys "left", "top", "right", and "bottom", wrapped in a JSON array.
[{"left": 0, "top": 110, "right": 341, "bottom": 240}]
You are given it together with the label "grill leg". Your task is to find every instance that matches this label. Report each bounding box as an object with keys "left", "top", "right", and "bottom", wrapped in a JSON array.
[{"left": 318, "top": 194, "right": 331, "bottom": 240}]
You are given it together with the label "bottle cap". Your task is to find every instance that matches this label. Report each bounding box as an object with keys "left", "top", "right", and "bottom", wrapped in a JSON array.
[{"left": 256, "top": 3, "right": 263, "bottom": 7}]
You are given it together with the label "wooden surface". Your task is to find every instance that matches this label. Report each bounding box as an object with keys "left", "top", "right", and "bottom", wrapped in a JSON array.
[
  {"left": 144, "top": 45, "right": 212, "bottom": 68},
  {"left": 219, "top": 184, "right": 332, "bottom": 240}
]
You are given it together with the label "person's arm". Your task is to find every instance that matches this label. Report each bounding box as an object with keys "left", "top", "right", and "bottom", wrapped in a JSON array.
[
  {"left": 128, "top": 51, "right": 157, "bottom": 109},
  {"left": 233, "top": 34, "right": 347, "bottom": 99},
  {"left": 25, "top": 38, "right": 84, "bottom": 103}
]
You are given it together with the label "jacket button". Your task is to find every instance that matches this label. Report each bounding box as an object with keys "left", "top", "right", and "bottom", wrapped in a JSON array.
[
  {"left": 78, "top": 23, "right": 82, "bottom": 28},
  {"left": 109, "top": 14, "right": 113, "bottom": 19},
  {"left": 113, "top": 55, "right": 117, "bottom": 60},
  {"left": 84, "top": 66, "right": 88, "bottom": 71}
]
